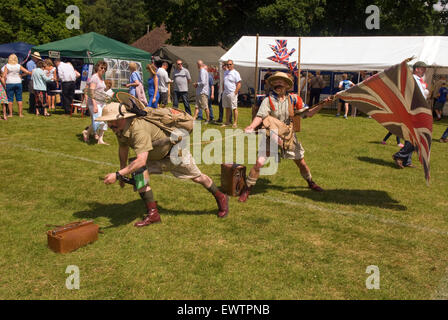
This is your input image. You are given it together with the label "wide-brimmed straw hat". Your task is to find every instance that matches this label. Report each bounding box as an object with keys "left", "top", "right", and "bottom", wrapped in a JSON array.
[
  {"left": 267, "top": 72, "right": 293, "bottom": 91},
  {"left": 95, "top": 102, "right": 136, "bottom": 122},
  {"left": 116, "top": 92, "right": 147, "bottom": 111},
  {"left": 31, "top": 52, "right": 42, "bottom": 60}
]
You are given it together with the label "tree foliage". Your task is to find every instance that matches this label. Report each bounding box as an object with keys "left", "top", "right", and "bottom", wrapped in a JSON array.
[
  {"left": 81, "top": 0, "right": 148, "bottom": 44},
  {"left": 0, "top": 0, "right": 84, "bottom": 45},
  {"left": 1, "top": 0, "right": 447, "bottom": 47}
]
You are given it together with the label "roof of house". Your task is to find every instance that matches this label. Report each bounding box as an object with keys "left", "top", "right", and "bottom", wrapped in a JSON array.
[{"left": 131, "top": 25, "right": 171, "bottom": 54}]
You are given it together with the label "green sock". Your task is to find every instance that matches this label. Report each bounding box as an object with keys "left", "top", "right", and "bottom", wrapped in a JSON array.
[
  {"left": 139, "top": 190, "right": 154, "bottom": 204},
  {"left": 206, "top": 183, "right": 220, "bottom": 195}
]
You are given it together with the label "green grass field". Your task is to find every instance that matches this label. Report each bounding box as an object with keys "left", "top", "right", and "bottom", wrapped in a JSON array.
[{"left": 1, "top": 94, "right": 448, "bottom": 300}]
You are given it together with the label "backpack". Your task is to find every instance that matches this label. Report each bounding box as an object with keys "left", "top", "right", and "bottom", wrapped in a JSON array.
[
  {"left": 116, "top": 92, "right": 193, "bottom": 140},
  {"left": 142, "top": 107, "right": 194, "bottom": 135}
]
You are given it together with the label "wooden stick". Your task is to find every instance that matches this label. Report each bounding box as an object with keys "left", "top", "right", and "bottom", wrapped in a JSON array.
[
  {"left": 297, "top": 37, "right": 301, "bottom": 95},
  {"left": 255, "top": 34, "right": 259, "bottom": 97}
]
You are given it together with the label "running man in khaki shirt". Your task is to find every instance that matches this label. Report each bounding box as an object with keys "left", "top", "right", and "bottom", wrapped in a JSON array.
[
  {"left": 239, "top": 72, "right": 323, "bottom": 202},
  {"left": 99, "top": 102, "right": 229, "bottom": 227}
]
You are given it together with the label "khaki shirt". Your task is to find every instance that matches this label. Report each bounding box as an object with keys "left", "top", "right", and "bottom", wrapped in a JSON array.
[
  {"left": 116, "top": 118, "right": 171, "bottom": 160},
  {"left": 257, "top": 94, "right": 290, "bottom": 123}
]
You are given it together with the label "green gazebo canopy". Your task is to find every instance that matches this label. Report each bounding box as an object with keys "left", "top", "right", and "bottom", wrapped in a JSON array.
[{"left": 33, "top": 32, "right": 151, "bottom": 61}]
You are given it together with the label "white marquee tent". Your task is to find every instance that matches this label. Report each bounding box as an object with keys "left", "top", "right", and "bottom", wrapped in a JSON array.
[{"left": 219, "top": 35, "right": 448, "bottom": 95}]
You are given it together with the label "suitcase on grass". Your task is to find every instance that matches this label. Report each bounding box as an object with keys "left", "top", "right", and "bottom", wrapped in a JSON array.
[
  {"left": 221, "top": 163, "right": 247, "bottom": 196},
  {"left": 47, "top": 220, "right": 99, "bottom": 253}
]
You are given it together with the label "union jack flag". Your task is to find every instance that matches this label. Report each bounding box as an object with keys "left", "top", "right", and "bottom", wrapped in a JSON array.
[
  {"left": 268, "top": 40, "right": 297, "bottom": 73},
  {"left": 337, "top": 60, "right": 433, "bottom": 183}
]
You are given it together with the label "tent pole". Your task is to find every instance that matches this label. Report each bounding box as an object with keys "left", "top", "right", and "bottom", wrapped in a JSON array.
[
  {"left": 305, "top": 70, "right": 309, "bottom": 105},
  {"left": 294, "top": 37, "right": 302, "bottom": 132},
  {"left": 253, "top": 34, "right": 259, "bottom": 120},
  {"left": 297, "top": 37, "right": 301, "bottom": 96}
]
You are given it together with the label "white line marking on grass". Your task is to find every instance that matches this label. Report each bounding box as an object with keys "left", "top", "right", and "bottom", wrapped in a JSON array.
[
  {"left": 1, "top": 142, "right": 116, "bottom": 167},
  {"left": 4, "top": 141, "right": 448, "bottom": 237},
  {"left": 256, "top": 195, "right": 448, "bottom": 236}
]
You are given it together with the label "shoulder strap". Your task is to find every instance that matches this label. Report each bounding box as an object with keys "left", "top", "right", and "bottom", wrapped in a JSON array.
[
  {"left": 288, "top": 94, "right": 294, "bottom": 119},
  {"left": 268, "top": 95, "right": 275, "bottom": 111}
]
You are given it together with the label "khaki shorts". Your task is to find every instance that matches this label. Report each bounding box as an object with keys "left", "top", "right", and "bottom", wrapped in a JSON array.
[
  {"left": 222, "top": 92, "right": 238, "bottom": 110},
  {"left": 146, "top": 153, "right": 202, "bottom": 179},
  {"left": 195, "top": 93, "right": 209, "bottom": 110},
  {"left": 260, "top": 133, "right": 305, "bottom": 160}
]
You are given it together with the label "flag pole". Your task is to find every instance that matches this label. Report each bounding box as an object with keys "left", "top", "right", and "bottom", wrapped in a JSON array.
[
  {"left": 297, "top": 37, "right": 301, "bottom": 96},
  {"left": 293, "top": 37, "right": 302, "bottom": 132},
  {"left": 252, "top": 34, "right": 259, "bottom": 120}
]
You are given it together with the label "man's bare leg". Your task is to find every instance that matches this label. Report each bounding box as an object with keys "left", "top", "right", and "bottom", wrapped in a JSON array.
[
  {"left": 238, "top": 156, "right": 267, "bottom": 202},
  {"left": 293, "top": 158, "right": 323, "bottom": 191}
]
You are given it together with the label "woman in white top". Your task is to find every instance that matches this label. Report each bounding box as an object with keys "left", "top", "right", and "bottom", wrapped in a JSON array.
[
  {"left": 0, "top": 54, "right": 31, "bottom": 117},
  {"left": 82, "top": 61, "right": 109, "bottom": 145}
]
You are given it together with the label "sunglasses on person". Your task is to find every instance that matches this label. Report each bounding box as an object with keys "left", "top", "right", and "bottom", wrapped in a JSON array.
[
  {"left": 177, "top": 63, "right": 182, "bottom": 65},
  {"left": 225, "top": 63, "right": 233, "bottom": 66}
]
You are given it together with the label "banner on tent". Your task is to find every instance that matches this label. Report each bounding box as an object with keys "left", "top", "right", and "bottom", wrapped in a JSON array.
[
  {"left": 80, "top": 64, "right": 94, "bottom": 91},
  {"left": 48, "top": 51, "right": 60, "bottom": 59}
]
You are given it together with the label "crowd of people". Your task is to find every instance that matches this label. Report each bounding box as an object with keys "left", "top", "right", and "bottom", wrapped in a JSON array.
[
  {"left": 0, "top": 51, "right": 82, "bottom": 121},
  {"left": 1, "top": 51, "right": 447, "bottom": 150}
]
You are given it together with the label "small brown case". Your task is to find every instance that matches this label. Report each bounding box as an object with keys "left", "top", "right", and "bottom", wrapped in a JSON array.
[
  {"left": 47, "top": 221, "right": 99, "bottom": 254},
  {"left": 221, "top": 163, "right": 247, "bottom": 196}
]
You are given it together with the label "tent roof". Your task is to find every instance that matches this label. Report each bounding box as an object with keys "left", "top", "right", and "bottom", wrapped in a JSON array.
[
  {"left": 33, "top": 32, "right": 151, "bottom": 61},
  {"left": 0, "top": 42, "right": 34, "bottom": 63},
  {"left": 220, "top": 36, "right": 448, "bottom": 71},
  {"left": 154, "top": 45, "right": 226, "bottom": 68}
]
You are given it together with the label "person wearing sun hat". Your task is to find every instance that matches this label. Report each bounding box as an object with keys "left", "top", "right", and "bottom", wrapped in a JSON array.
[
  {"left": 238, "top": 71, "right": 324, "bottom": 203},
  {"left": 98, "top": 101, "right": 229, "bottom": 227},
  {"left": 26, "top": 52, "right": 42, "bottom": 114}
]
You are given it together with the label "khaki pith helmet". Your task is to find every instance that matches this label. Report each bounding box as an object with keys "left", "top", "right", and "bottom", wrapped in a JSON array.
[{"left": 95, "top": 102, "right": 136, "bottom": 122}]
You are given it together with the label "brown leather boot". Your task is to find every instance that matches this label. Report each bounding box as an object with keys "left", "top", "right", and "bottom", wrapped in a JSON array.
[
  {"left": 238, "top": 185, "right": 251, "bottom": 202},
  {"left": 134, "top": 201, "right": 161, "bottom": 227},
  {"left": 308, "top": 180, "right": 324, "bottom": 192},
  {"left": 214, "top": 191, "right": 229, "bottom": 218}
]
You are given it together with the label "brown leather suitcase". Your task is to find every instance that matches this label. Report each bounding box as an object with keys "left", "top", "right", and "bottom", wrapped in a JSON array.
[
  {"left": 221, "top": 163, "right": 247, "bottom": 196},
  {"left": 47, "top": 220, "right": 99, "bottom": 253}
]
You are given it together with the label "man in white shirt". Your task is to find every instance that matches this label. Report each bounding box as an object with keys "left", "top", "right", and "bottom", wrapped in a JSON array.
[
  {"left": 222, "top": 59, "right": 241, "bottom": 128},
  {"left": 393, "top": 61, "right": 429, "bottom": 168},
  {"left": 55, "top": 59, "right": 77, "bottom": 114},
  {"left": 157, "top": 62, "right": 172, "bottom": 108}
]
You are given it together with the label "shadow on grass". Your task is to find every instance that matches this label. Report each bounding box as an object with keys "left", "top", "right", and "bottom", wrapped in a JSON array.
[
  {"left": 291, "top": 188, "right": 407, "bottom": 211},
  {"left": 357, "top": 156, "right": 397, "bottom": 169},
  {"left": 368, "top": 141, "right": 385, "bottom": 145},
  {"left": 252, "top": 178, "right": 406, "bottom": 211},
  {"left": 73, "top": 199, "right": 217, "bottom": 228}
]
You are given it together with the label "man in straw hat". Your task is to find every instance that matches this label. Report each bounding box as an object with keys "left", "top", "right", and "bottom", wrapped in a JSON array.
[
  {"left": 239, "top": 71, "right": 323, "bottom": 202},
  {"left": 98, "top": 101, "right": 229, "bottom": 227},
  {"left": 26, "top": 52, "right": 42, "bottom": 114}
]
